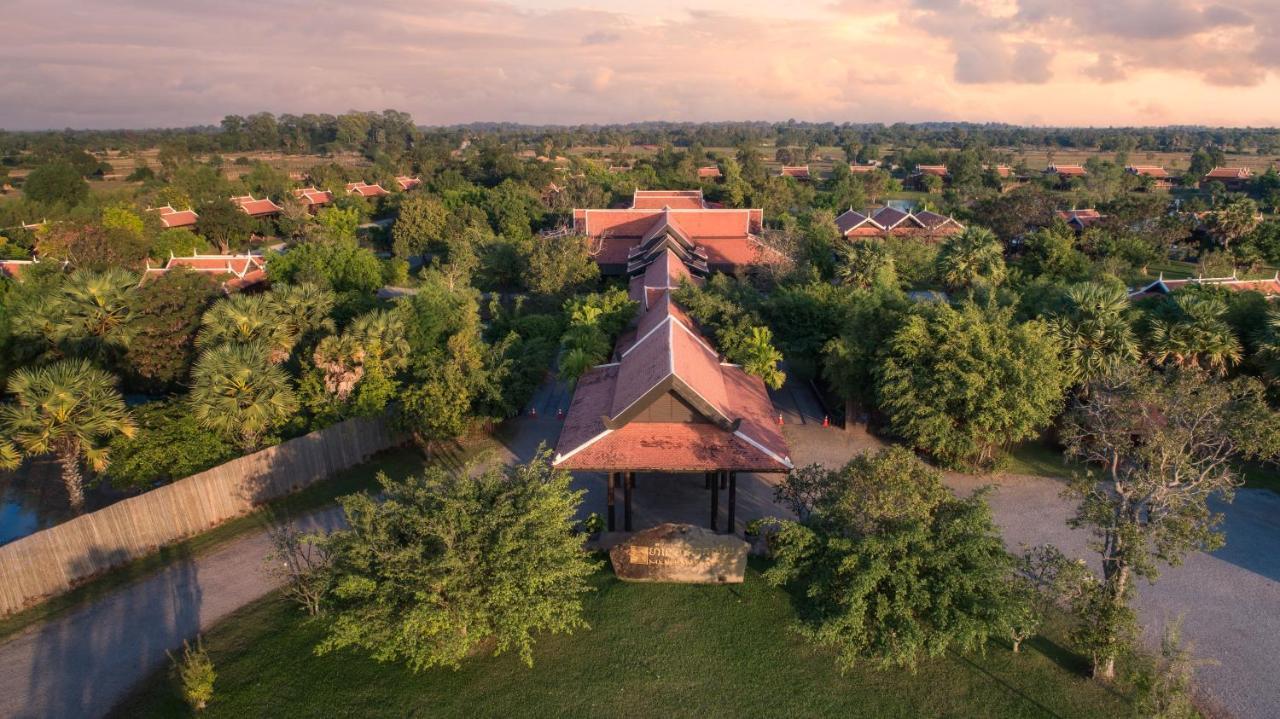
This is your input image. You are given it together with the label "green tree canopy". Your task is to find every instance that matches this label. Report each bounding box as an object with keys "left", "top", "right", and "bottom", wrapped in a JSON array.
[
  {"left": 126, "top": 267, "right": 221, "bottom": 392},
  {"left": 189, "top": 342, "right": 299, "bottom": 451},
  {"left": 315, "top": 447, "right": 597, "bottom": 671},
  {"left": 23, "top": 160, "right": 90, "bottom": 206}
]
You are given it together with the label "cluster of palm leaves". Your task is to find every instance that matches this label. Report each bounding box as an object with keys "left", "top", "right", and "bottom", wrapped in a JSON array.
[
  {"left": 936, "top": 227, "right": 1006, "bottom": 291},
  {"left": 312, "top": 310, "right": 410, "bottom": 400}
]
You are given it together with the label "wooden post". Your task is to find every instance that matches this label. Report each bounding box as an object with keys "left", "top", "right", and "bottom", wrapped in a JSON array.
[
  {"left": 624, "top": 472, "right": 634, "bottom": 532},
  {"left": 710, "top": 469, "right": 720, "bottom": 532},
  {"left": 728, "top": 471, "right": 737, "bottom": 534},
  {"left": 704, "top": 471, "right": 711, "bottom": 490},
  {"left": 720, "top": 471, "right": 727, "bottom": 490},
  {"left": 607, "top": 473, "right": 616, "bottom": 532}
]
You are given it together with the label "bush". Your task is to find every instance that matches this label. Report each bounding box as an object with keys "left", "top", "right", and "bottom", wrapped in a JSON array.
[
  {"left": 106, "top": 401, "right": 237, "bottom": 489},
  {"left": 168, "top": 638, "right": 216, "bottom": 711}
]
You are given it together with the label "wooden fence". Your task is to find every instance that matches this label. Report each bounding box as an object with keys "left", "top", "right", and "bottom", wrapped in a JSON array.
[{"left": 0, "top": 415, "right": 400, "bottom": 616}]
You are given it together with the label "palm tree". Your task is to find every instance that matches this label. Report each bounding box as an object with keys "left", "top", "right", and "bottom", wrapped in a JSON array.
[
  {"left": 196, "top": 293, "right": 297, "bottom": 363},
  {"left": 313, "top": 333, "right": 366, "bottom": 400},
  {"left": 0, "top": 359, "right": 136, "bottom": 511},
  {"left": 1146, "top": 294, "right": 1242, "bottom": 375},
  {"left": 936, "top": 226, "right": 1006, "bottom": 291},
  {"left": 1049, "top": 283, "right": 1139, "bottom": 386},
  {"left": 49, "top": 267, "right": 136, "bottom": 360},
  {"left": 348, "top": 309, "right": 410, "bottom": 371},
  {"left": 271, "top": 282, "right": 336, "bottom": 346},
  {"left": 1255, "top": 306, "right": 1280, "bottom": 383},
  {"left": 837, "top": 241, "right": 896, "bottom": 289},
  {"left": 312, "top": 309, "right": 409, "bottom": 400},
  {"left": 190, "top": 343, "right": 299, "bottom": 451},
  {"left": 739, "top": 326, "right": 786, "bottom": 390}
]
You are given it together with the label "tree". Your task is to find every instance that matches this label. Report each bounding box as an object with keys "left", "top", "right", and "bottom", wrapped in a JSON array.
[
  {"left": 1204, "top": 198, "right": 1260, "bottom": 252},
  {"left": 23, "top": 160, "right": 89, "bottom": 206},
  {"left": 876, "top": 301, "right": 1066, "bottom": 468},
  {"left": 271, "top": 282, "right": 337, "bottom": 351},
  {"left": 126, "top": 267, "right": 220, "bottom": 392},
  {"left": 0, "top": 359, "right": 136, "bottom": 511},
  {"left": 196, "top": 292, "right": 297, "bottom": 363},
  {"left": 1007, "top": 545, "right": 1091, "bottom": 654},
  {"left": 1144, "top": 293, "right": 1242, "bottom": 375},
  {"left": 312, "top": 309, "right": 409, "bottom": 401},
  {"left": 935, "top": 226, "right": 1006, "bottom": 291},
  {"left": 149, "top": 228, "right": 212, "bottom": 261},
  {"left": 1049, "top": 283, "right": 1140, "bottom": 387},
  {"left": 189, "top": 343, "right": 299, "bottom": 451},
  {"left": 391, "top": 194, "right": 448, "bottom": 258},
  {"left": 822, "top": 286, "right": 908, "bottom": 421},
  {"left": 168, "top": 638, "right": 216, "bottom": 712},
  {"left": 312, "top": 206, "right": 361, "bottom": 244},
  {"left": 42, "top": 267, "right": 138, "bottom": 366},
  {"left": 196, "top": 198, "right": 253, "bottom": 253},
  {"left": 314, "top": 448, "right": 597, "bottom": 670},
  {"left": 1016, "top": 226, "right": 1090, "bottom": 283},
  {"left": 764, "top": 447, "right": 1019, "bottom": 671},
  {"left": 36, "top": 223, "right": 150, "bottom": 271},
  {"left": 526, "top": 233, "right": 600, "bottom": 296},
  {"left": 739, "top": 326, "right": 785, "bottom": 389},
  {"left": 836, "top": 240, "right": 896, "bottom": 289},
  {"left": 1061, "top": 368, "right": 1280, "bottom": 679},
  {"left": 265, "top": 239, "right": 383, "bottom": 295},
  {"left": 105, "top": 400, "right": 235, "bottom": 489}
]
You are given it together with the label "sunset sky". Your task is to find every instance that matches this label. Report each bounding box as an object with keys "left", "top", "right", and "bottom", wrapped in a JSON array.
[{"left": 4, "top": 0, "right": 1280, "bottom": 130}]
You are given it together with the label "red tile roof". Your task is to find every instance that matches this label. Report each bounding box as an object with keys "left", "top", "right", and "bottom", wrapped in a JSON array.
[
  {"left": 230, "top": 195, "right": 283, "bottom": 217},
  {"left": 1126, "top": 166, "right": 1169, "bottom": 178},
  {"left": 915, "top": 165, "right": 948, "bottom": 177},
  {"left": 292, "top": 187, "right": 334, "bottom": 206},
  {"left": 1204, "top": 167, "right": 1253, "bottom": 180},
  {"left": 1057, "top": 209, "right": 1104, "bottom": 230},
  {"left": 848, "top": 164, "right": 878, "bottom": 174},
  {"left": 988, "top": 165, "right": 1013, "bottom": 178},
  {"left": 779, "top": 165, "right": 810, "bottom": 179},
  {"left": 395, "top": 176, "right": 422, "bottom": 191},
  {"left": 631, "top": 189, "right": 706, "bottom": 210},
  {"left": 150, "top": 205, "right": 199, "bottom": 228},
  {"left": 346, "top": 182, "right": 390, "bottom": 198},
  {"left": 141, "top": 252, "right": 268, "bottom": 293},
  {"left": 0, "top": 259, "right": 36, "bottom": 279},
  {"left": 834, "top": 206, "right": 964, "bottom": 237},
  {"left": 1129, "top": 273, "right": 1280, "bottom": 300},
  {"left": 554, "top": 275, "right": 791, "bottom": 473},
  {"left": 573, "top": 206, "right": 775, "bottom": 273},
  {"left": 697, "top": 166, "right": 722, "bottom": 179},
  {"left": 1047, "top": 164, "right": 1087, "bottom": 177}
]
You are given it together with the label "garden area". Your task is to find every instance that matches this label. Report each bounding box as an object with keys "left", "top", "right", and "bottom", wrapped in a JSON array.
[{"left": 111, "top": 565, "right": 1131, "bottom": 719}]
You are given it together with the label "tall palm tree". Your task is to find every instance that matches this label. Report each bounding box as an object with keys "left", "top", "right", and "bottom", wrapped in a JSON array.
[
  {"left": 196, "top": 293, "right": 297, "bottom": 363},
  {"left": 189, "top": 343, "right": 299, "bottom": 451},
  {"left": 837, "top": 241, "right": 896, "bottom": 289},
  {"left": 1255, "top": 305, "right": 1280, "bottom": 383},
  {"left": 271, "top": 282, "right": 336, "bottom": 346},
  {"left": 348, "top": 309, "right": 410, "bottom": 371},
  {"left": 0, "top": 359, "right": 136, "bottom": 511},
  {"left": 1146, "top": 294, "right": 1242, "bottom": 375},
  {"left": 1049, "top": 283, "right": 1139, "bottom": 386},
  {"left": 312, "top": 309, "right": 409, "bottom": 400},
  {"left": 48, "top": 266, "right": 137, "bottom": 360},
  {"left": 936, "top": 226, "right": 1006, "bottom": 291}
]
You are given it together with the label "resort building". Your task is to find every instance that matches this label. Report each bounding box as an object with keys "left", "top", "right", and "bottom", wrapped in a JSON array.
[
  {"left": 697, "top": 166, "right": 722, "bottom": 180},
  {"left": 1126, "top": 166, "right": 1173, "bottom": 190},
  {"left": 292, "top": 187, "right": 334, "bottom": 211},
  {"left": 1200, "top": 167, "right": 1254, "bottom": 191},
  {"left": 150, "top": 205, "right": 199, "bottom": 229},
  {"left": 1129, "top": 273, "right": 1280, "bottom": 301},
  {"left": 395, "top": 176, "right": 422, "bottom": 191},
  {"left": 1057, "top": 208, "right": 1105, "bottom": 232},
  {"left": 630, "top": 189, "right": 708, "bottom": 210},
  {"left": 231, "top": 195, "right": 283, "bottom": 218},
  {"left": 1045, "top": 164, "right": 1088, "bottom": 187},
  {"left": 778, "top": 165, "right": 810, "bottom": 180},
  {"left": 140, "top": 251, "right": 268, "bottom": 293},
  {"left": 346, "top": 182, "right": 390, "bottom": 199},
  {"left": 834, "top": 206, "right": 965, "bottom": 240}
]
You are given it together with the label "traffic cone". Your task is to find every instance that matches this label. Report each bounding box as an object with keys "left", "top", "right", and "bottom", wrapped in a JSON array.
[
  {"left": 822, "top": 415, "right": 829, "bottom": 428},
  {"left": 777, "top": 413, "right": 784, "bottom": 427},
  {"left": 557, "top": 408, "right": 564, "bottom": 420},
  {"left": 530, "top": 406, "right": 537, "bottom": 418}
]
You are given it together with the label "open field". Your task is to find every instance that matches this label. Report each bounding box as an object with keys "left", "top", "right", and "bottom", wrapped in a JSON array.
[{"left": 109, "top": 564, "right": 1132, "bottom": 719}]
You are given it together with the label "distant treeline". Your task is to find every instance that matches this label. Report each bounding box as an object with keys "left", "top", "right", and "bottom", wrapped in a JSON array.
[{"left": 4, "top": 114, "right": 1280, "bottom": 166}]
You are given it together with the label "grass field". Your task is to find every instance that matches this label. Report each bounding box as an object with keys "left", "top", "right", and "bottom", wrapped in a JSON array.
[{"left": 109, "top": 563, "right": 1132, "bottom": 719}]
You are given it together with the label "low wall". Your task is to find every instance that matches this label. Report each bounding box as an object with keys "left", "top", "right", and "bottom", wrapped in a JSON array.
[{"left": 0, "top": 415, "right": 400, "bottom": 616}]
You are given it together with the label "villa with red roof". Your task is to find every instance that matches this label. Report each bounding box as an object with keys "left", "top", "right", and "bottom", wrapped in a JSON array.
[
  {"left": 1129, "top": 272, "right": 1280, "bottom": 301},
  {"left": 346, "top": 182, "right": 390, "bottom": 199},
  {"left": 553, "top": 246, "right": 792, "bottom": 532},
  {"left": 395, "top": 176, "right": 422, "bottom": 191},
  {"left": 835, "top": 206, "right": 965, "bottom": 240},
  {"left": 1057, "top": 208, "right": 1105, "bottom": 232},
  {"left": 1046, "top": 164, "right": 1087, "bottom": 187},
  {"left": 778, "top": 165, "right": 810, "bottom": 180},
  {"left": 141, "top": 252, "right": 268, "bottom": 293},
  {"left": 1126, "top": 166, "right": 1173, "bottom": 190},
  {"left": 150, "top": 205, "right": 199, "bottom": 229},
  {"left": 909, "top": 165, "right": 949, "bottom": 190},
  {"left": 572, "top": 197, "right": 777, "bottom": 275},
  {"left": 292, "top": 187, "right": 334, "bottom": 211},
  {"left": 231, "top": 195, "right": 283, "bottom": 218},
  {"left": 848, "top": 164, "right": 878, "bottom": 175},
  {"left": 630, "top": 189, "right": 708, "bottom": 210},
  {"left": 1201, "top": 167, "right": 1254, "bottom": 191},
  {"left": 697, "top": 165, "right": 722, "bottom": 180}
]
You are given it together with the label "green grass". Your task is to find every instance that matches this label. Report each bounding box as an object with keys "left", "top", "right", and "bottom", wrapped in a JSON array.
[
  {"left": 0, "top": 437, "right": 498, "bottom": 643},
  {"left": 1239, "top": 461, "right": 1280, "bottom": 494},
  {"left": 111, "top": 563, "right": 1131, "bottom": 719},
  {"left": 1004, "top": 440, "right": 1083, "bottom": 480}
]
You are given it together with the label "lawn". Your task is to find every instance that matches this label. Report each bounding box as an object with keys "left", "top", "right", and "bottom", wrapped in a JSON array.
[
  {"left": 111, "top": 564, "right": 1132, "bottom": 719},
  {"left": 0, "top": 435, "right": 497, "bottom": 643}
]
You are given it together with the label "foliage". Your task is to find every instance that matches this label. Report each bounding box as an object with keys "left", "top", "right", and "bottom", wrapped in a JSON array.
[
  {"left": 1061, "top": 367, "right": 1280, "bottom": 679},
  {"left": 1143, "top": 292, "right": 1242, "bottom": 375},
  {"left": 1048, "top": 282, "right": 1140, "bottom": 387},
  {"left": 1131, "top": 618, "right": 1212, "bottom": 719},
  {"left": 674, "top": 277, "right": 786, "bottom": 388},
  {"left": 821, "top": 286, "right": 908, "bottom": 413},
  {"left": 196, "top": 198, "right": 254, "bottom": 253},
  {"left": 1007, "top": 545, "right": 1092, "bottom": 654},
  {"left": 189, "top": 342, "right": 299, "bottom": 451},
  {"left": 526, "top": 233, "right": 600, "bottom": 296},
  {"left": 35, "top": 222, "right": 150, "bottom": 271},
  {"left": 391, "top": 194, "right": 448, "bottom": 258},
  {"left": 106, "top": 400, "right": 236, "bottom": 489},
  {"left": 313, "top": 206, "right": 361, "bottom": 244},
  {"left": 197, "top": 292, "right": 298, "bottom": 363},
  {"left": 125, "top": 267, "right": 220, "bottom": 392},
  {"left": 314, "top": 448, "right": 597, "bottom": 671},
  {"left": 558, "top": 288, "right": 637, "bottom": 384},
  {"left": 264, "top": 523, "right": 331, "bottom": 617},
  {"left": 149, "top": 228, "right": 212, "bottom": 260},
  {"left": 876, "top": 301, "right": 1066, "bottom": 469},
  {"left": 764, "top": 447, "right": 1018, "bottom": 672},
  {"left": 935, "top": 226, "right": 1006, "bottom": 292},
  {"left": 0, "top": 359, "right": 136, "bottom": 510},
  {"left": 168, "top": 638, "right": 216, "bottom": 712},
  {"left": 266, "top": 239, "right": 383, "bottom": 295},
  {"left": 837, "top": 240, "right": 897, "bottom": 290},
  {"left": 23, "top": 160, "right": 90, "bottom": 206}
]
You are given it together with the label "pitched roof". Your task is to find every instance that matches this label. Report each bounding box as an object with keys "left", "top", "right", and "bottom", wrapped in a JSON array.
[
  {"left": 573, "top": 206, "right": 775, "bottom": 271},
  {"left": 835, "top": 206, "right": 964, "bottom": 236},
  {"left": 847, "top": 164, "right": 878, "bottom": 174},
  {"left": 1204, "top": 167, "right": 1253, "bottom": 180},
  {"left": 0, "top": 259, "right": 36, "bottom": 279},
  {"left": 1126, "top": 165, "right": 1169, "bottom": 178},
  {"left": 631, "top": 189, "right": 706, "bottom": 210},
  {"left": 988, "top": 165, "right": 1013, "bottom": 178},
  {"left": 141, "top": 252, "right": 268, "bottom": 292},
  {"left": 345, "top": 182, "right": 390, "bottom": 198},
  {"left": 1047, "top": 164, "right": 1088, "bottom": 177},
  {"left": 697, "top": 166, "right": 722, "bottom": 179},
  {"left": 395, "top": 176, "right": 422, "bottom": 191},
  {"left": 292, "top": 187, "right": 334, "bottom": 206},
  {"left": 628, "top": 247, "right": 703, "bottom": 308},
  {"left": 914, "top": 165, "right": 948, "bottom": 177},
  {"left": 1129, "top": 273, "right": 1280, "bottom": 300},
  {"left": 230, "top": 195, "right": 283, "bottom": 217},
  {"left": 779, "top": 165, "right": 810, "bottom": 179},
  {"left": 150, "top": 205, "right": 199, "bottom": 228},
  {"left": 554, "top": 279, "right": 791, "bottom": 473}
]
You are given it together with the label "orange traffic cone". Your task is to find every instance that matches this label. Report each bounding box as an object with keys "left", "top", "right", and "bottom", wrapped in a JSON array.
[
  {"left": 822, "top": 415, "right": 829, "bottom": 428},
  {"left": 777, "top": 413, "right": 784, "bottom": 426}
]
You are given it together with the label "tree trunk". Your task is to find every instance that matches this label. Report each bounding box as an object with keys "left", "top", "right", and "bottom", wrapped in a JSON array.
[
  {"left": 59, "top": 451, "right": 86, "bottom": 513},
  {"left": 845, "top": 398, "right": 857, "bottom": 433},
  {"left": 1093, "top": 564, "right": 1130, "bottom": 682}
]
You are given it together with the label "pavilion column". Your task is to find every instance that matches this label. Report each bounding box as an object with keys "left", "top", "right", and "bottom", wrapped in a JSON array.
[
  {"left": 704, "top": 471, "right": 711, "bottom": 490},
  {"left": 727, "top": 471, "right": 737, "bottom": 535},
  {"left": 720, "top": 471, "right": 727, "bottom": 490},
  {"left": 607, "top": 473, "right": 616, "bottom": 532},
  {"left": 710, "top": 470, "right": 720, "bottom": 532},
  {"left": 624, "top": 472, "right": 635, "bottom": 532}
]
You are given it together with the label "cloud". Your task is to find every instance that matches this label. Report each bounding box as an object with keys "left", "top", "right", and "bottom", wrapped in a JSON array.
[
  {"left": 581, "top": 30, "right": 621, "bottom": 46},
  {"left": 1085, "top": 54, "right": 1126, "bottom": 83}
]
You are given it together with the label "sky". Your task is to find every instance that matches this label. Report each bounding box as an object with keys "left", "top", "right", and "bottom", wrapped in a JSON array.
[{"left": 3, "top": 0, "right": 1280, "bottom": 130}]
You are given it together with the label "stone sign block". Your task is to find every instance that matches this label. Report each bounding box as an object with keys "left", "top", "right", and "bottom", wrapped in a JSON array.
[{"left": 609, "top": 523, "right": 748, "bottom": 584}]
